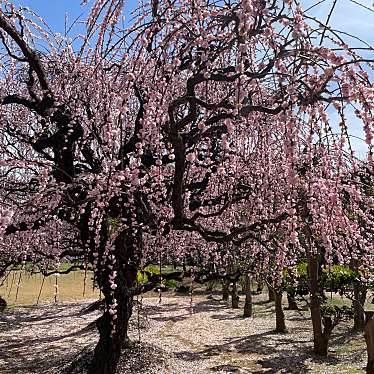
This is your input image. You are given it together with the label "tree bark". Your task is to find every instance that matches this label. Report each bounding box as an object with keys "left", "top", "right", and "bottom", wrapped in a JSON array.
[
  {"left": 89, "top": 269, "right": 135, "bottom": 374},
  {"left": 308, "top": 254, "right": 329, "bottom": 356},
  {"left": 301, "top": 197, "right": 330, "bottom": 356},
  {"left": 268, "top": 286, "right": 275, "bottom": 302},
  {"left": 231, "top": 282, "right": 239, "bottom": 309},
  {"left": 353, "top": 281, "right": 367, "bottom": 331},
  {"left": 275, "top": 289, "right": 286, "bottom": 333},
  {"left": 89, "top": 234, "right": 138, "bottom": 374},
  {"left": 243, "top": 273, "right": 252, "bottom": 318}
]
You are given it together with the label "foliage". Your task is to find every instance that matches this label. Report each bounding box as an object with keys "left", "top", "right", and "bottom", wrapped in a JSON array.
[
  {"left": 283, "top": 262, "right": 309, "bottom": 297},
  {"left": 137, "top": 271, "right": 149, "bottom": 285},
  {"left": 320, "top": 265, "right": 357, "bottom": 294},
  {"left": 320, "top": 304, "right": 354, "bottom": 326},
  {"left": 144, "top": 265, "right": 160, "bottom": 275},
  {"left": 163, "top": 279, "right": 177, "bottom": 289}
]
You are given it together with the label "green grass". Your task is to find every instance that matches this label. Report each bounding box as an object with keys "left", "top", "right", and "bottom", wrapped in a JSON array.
[{"left": 1, "top": 270, "right": 99, "bottom": 306}]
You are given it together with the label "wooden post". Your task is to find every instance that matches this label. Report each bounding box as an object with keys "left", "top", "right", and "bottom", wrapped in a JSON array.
[
  {"left": 14, "top": 267, "right": 23, "bottom": 303},
  {"left": 54, "top": 274, "right": 59, "bottom": 303},
  {"left": 36, "top": 275, "right": 46, "bottom": 305}
]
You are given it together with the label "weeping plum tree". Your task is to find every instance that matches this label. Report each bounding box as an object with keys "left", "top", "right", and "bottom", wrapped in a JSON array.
[
  {"left": 298, "top": 164, "right": 374, "bottom": 355},
  {"left": 1, "top": 0, "right": 374, "bottom": 373}
]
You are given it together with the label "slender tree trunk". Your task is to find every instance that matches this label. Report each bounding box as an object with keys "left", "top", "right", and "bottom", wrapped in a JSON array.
[
  {"left": 308, "top": 254, "right": 329, "bottom": 356},
  {"left": 222, "top": 280, "right": 229, "bottom": 301},
  {"left": 301, "top": 199, "right": 329, "bottom": 356},
  {"left": 353, "top": 281, "right": 367, "bottom": 331},
  {"left": 231, "top": 282, "right": 239, "bottom": 309},
  {"left": 275, "top": 289, "right": 286, "bottom": 333},
  {"left": 243, "top": 273, "right": 252, "bottom": 318}
]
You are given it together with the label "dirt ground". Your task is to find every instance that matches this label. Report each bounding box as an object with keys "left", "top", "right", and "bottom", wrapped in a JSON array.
[{"left": 0, "top": 291, "right": 369, "bottom": 374}]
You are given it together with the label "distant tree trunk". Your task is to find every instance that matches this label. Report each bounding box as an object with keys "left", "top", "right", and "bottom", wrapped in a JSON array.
[
  {"left": 275, "top": 289, "right": 286, "bottom": 333},
  {"left": 353, "top": 281, "right": 367, "bottom": 331},
  {"left": 231, "top": 282, "right": 239, "bottom": 309},
  {"left": 243, "top": 273, "right": 252, "bottom": 318},
  {"left": 256, "top": 279, "right": 263, "bottom": 293},
  {"left": 364, "top": 312, "right": 374, "bottom": 374},
  {"left": 301, "top": 200, "right": 330, "bottom": 356},
  {"left": 222, "top": 280, "right": 229, "bottom": 301},
  {"left": 287, "top": 292, "right": 299, "bottom": 310}
]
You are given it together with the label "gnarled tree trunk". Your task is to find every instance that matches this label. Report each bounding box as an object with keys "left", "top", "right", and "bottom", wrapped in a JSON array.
[{"left": 89, "top": 233, "right": 138, "bottom": 374}]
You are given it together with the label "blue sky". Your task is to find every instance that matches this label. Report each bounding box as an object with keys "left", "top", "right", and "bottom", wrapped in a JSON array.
[
  {"left": 12, "top": 0, "right": 373, "bottom": 157},
  {"left": 12, "top": 0, "right": 136, "bottom": 33},
  {"left": 303, "top": 0, "right": 374, "bottom": 48},
  {"left": 11, "top": 0, "right": 373, "bottom": 39},
  {"left": 301, "top": 0, "right": 374, "bottom": 158},
  {"left": 13, "top": 1, "right": 88, "bottom": 32}
]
